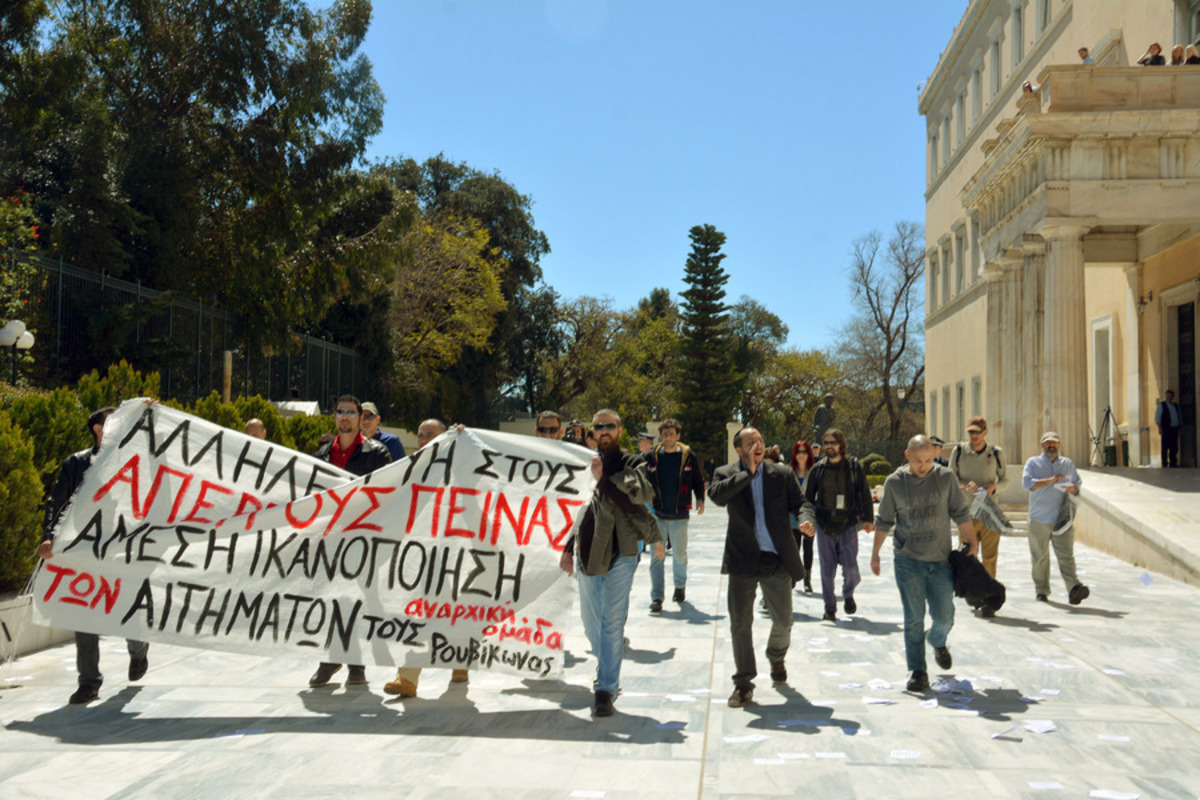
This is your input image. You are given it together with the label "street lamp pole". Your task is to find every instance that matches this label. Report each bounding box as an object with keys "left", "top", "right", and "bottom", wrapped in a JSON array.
[{"left": 0, "top": 319, "right": 35, "bottom": 385}]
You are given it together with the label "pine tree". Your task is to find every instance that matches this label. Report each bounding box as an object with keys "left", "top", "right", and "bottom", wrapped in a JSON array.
[{"left": 673, "top": 224, "right": 743, "bottom": 467}]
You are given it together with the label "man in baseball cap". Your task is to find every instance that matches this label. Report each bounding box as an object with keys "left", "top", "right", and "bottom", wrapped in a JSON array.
[{"left": 1021, "top": 431, "right": 1089, "bottom": 605}]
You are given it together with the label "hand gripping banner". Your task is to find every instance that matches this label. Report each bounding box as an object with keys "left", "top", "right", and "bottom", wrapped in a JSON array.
[{"left": 32, "top": 400, "right": 593, "bottom": 679}]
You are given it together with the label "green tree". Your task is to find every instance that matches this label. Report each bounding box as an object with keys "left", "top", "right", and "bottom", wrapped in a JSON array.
[
  {"left": 0, "top": 408, "right": 43, "bottom": 592},
  {"left": 743, "top": 348, "right": 842, "bottom": 444},
  {"left": 503, "top": 283, "right": 565, "bottom": 414},
  {"left": 386, "top": 155, "right": 549, "bottom": 425},
  {"left": 673, "top": 225, "right": 741, "bottom": 465},
  {"left": 0, "top": 0, "right": 392, "bottom": 351}
]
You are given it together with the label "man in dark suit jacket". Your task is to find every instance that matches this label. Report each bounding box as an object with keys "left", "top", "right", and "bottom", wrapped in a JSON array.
[{"left": 709, "top": 426, "right": 816, "bottom": 708}]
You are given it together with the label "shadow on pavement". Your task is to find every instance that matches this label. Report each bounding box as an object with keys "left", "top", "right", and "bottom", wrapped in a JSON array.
[
  {"left": 738, "top": 684, "right": 862, "bottom": 735},
  {"left": 7, "top": 680, "right": 687, "bottom": 746}
]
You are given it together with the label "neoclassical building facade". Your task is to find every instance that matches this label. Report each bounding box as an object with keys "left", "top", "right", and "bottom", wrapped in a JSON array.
[{"left": 921, "top": 0, "right": 1200, "bottom": 467}]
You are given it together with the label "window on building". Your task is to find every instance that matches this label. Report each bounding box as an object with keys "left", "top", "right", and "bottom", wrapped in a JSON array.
[
  {"left": 955, "top": 229, "right": 966, "bottom": 293},
  {"left": 970, "top": 216, "right": 981, "bottom": 282},
  {"left": 942, "top": 387, "right": 951, "bottom": 439},
  {"left": 942, "top": 117, "right": 951, "bottom": 164},
  {"left": 1012, "top": 5, "right": 1025, "bottom": 64},
  {"left": 930, "top": 132, "right": 939, "bottom": 179},
  {"left": 941, "top": 242, "right": 952, "bottom": 301},
  {"left": 930, "top": 392, "right": 939, "bottom": 437},
  {"left": 972, "top": 376, "right": 982, "bottom": 416},
  {"left": 972, "top": 68, "right": 983, "bottom": 123},
  {"left": 956, "top": 94, "right": 966, "bottom": 148},
  {"left": 991, "top": 40, "right": 1002, "bottom": 98},
  {"left": 929, "top": 253, "right": 940, "bottom": 310},
  {"left": 1190, "top": 0, "right": 1200, "bottom": 44},
  {"left": 956, "top": 382, "right": 966, "bottom": 437},
  {"left": 1037, "top": 0, "right": 1051, "bottom": 34}
]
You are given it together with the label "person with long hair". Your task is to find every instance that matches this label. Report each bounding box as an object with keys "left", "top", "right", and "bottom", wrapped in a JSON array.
[{"left": 790, "top": 440, "right": 817, "bottom": 593}]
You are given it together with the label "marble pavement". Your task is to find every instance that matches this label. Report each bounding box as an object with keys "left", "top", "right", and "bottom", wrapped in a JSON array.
[{"left": 2, "top": 502, "right": 1200, "bottom": 800}]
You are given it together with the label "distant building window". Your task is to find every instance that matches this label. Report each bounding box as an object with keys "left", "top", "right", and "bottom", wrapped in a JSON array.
[
  {"left": 929, "top": 133, "right": 939, "bottom": 180},
  {"left": 930, "top": 392, "right": 939, "bottom": 437},
  {"left": 942, "top": 387, "right": 951, "bottom": 439},
  {"left": 1012, "top": 5, "right": 1025, "bottom": 63},
  {"left": 991, "top": 40, "right": 1002, "bottom": 98},
  {"left": 972, "top": 376, "right": 982, "bottom": 416},
  {"left": 1036, "top": 0, "right": 1051, "bottom": 34},
  {"left": 970, "top": 216, "right": 981, "bottom": 282},
  {"left": 956, "top": 94, "right": 966, "bottom": 147},
  {"left": 955, "top": 229, "right": 966, "bottom": 293},
  {"left": 972, "top": 68, "right": 983, "bottom": 123},
  {"left": 956, "top": 382, "right": 966, "bottom": 437},
  {"left": 941, "top": 242, "right": 952, "bottom": 301},
  {"left": 929, "top": 253, "right": 940, "bottom": 309},
  {"left": 942, "top": 117, "right": 951, "bottom": 164}
]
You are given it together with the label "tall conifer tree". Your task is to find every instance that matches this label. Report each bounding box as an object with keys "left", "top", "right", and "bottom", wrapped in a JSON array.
[{"left": 674, "top": 224, "right": 741, "bottom": 467}]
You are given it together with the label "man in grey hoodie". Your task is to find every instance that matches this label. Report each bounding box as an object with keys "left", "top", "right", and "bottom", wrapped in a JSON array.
[{"left": 871, "top": 435, "right": 977, "bottom": 692}]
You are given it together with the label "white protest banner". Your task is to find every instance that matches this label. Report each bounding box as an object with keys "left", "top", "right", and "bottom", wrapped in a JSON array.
[{"left": 33, "top": 400, "right": 593, "bottom": 679}]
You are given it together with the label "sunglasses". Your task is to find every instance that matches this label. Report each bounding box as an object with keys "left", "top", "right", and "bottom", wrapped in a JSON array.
[
  {"left": 822, "top": 440, "right": 837, "bottom": 446},
  {"left": 362, "top": 412, "right": 378, "bottom": 421},
  {"left": 592, "top": 422, "right": 618, "bottom": 431},
  {"left": 537, "top": 426, "right": 560, "bottom": 434},
  {"left": 967, "top": 429, "right": 983, "bottom": 435},
  {"left": 334, "top": 409, "right": 358, "bottom": 417}
]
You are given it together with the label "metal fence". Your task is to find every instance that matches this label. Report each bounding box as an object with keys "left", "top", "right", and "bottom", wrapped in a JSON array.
[{"left": 2, "top": 250, "right": 366, "bottom": 407}]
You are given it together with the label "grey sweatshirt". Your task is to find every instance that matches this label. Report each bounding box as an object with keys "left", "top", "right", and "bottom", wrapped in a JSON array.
[{"left": 874, "top": 463, "right": 971, "bottom": 563}]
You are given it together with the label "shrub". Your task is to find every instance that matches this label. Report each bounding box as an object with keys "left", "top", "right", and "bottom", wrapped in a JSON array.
[
  {"left": 860, "top": 452, "right": 885, "bottom": 471},
  {"left": 285, "top": 412, "right": 334, "bottom": 455},
  {"left": 868, "top": 458, "right": 894, "bottom": 476},
  {"left": 75, "top": 360, "right": 160, "bottom": 410},
  {"left": 0, "top": 385, "right": 88, "bottom": 494},
  {"left": 0, "top": 410, "right": 45, "bottom": 593}
]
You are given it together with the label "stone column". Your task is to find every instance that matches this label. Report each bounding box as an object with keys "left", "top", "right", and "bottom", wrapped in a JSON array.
[
  {"left": 983, "top": 263, "right": 1004, "bottom": 443},
  {"left": 1020, "top": 237, "right": 1045, "bottom": 459},
  {"left": 1124, "top": 264, "right": 1142, "bottom": 465},
  {"left": 1039, "top": 224, "right": 1090, "bottom": 460}
]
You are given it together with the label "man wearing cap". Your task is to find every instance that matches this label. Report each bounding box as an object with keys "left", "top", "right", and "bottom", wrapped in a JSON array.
[
  {"left": 930, "top": 436, "right": 949, "bottom": 466},
  {"left": 360, "top": 401, "right": 405, "bottom": 461},
  {"left": 950, "top": 416, "right": 1008, "bottom": 617},
  {"left": 1022, "top": 432, "right": 1089, "bottom": 605},
  {"left": 535, "top": 410, "right": 564, "bottom": 439},
  {"left": 637, "top": 432, "right": 654, "bottom": 454}
]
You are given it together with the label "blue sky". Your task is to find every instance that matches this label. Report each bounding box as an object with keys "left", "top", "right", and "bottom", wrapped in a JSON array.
[{"left": 356, "top": 1, "right": 968, "bottom": 351}]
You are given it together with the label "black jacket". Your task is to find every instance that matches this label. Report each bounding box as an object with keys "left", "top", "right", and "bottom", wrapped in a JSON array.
[
  {"left": 804, "top": 456, "right": 873, "bottom": 529},
  {"left": 314, "top": 436, "right": 392, "bottom": 476},
  {"left": 948, "top": 548, "right": 1006, "bottom": 611},
  {"left": 708, "top": 460, "right": 813, "bottom": 580},
  {"left": 42, "top": 448, "right": 96, "bottom": 542},
  {"left": 643, "top": 442, "right": 706, "bottom": 519}
]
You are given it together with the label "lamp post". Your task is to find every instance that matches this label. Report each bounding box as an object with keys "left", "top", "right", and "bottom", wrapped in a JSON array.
[{"left": 0, "top": 319, "right": 35, "bottom": 385}]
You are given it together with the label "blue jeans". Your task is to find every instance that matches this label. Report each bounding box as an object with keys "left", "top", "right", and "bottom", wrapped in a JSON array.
[
  {"left": 893, "top": 552, "right": 955, "bottom": 672},
  {"left": 577, "top": 555, "right": 638, "bottom": 695},
  {"left": 649, "top": 517, "right": 689, "bottom": 600}
]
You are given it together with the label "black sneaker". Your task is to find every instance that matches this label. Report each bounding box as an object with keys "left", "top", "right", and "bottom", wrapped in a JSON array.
[
  {"left": 672, "top": 587, "right": 685, "bottom": 603},
  {"left": 934, "top": 645, "right": 952, "bottom": 670},
  {"left": 844, "top": 597, "right": 857, "bottom": 615},
  {"left": 906, "top": 670, "right": 931, "bottom": 692},
  {"left": 822, "top": 611, "right": 837, "bottom": 622},
  {"left": 980, "top": 606, "right": 996, "bottom": 618},
  {"left": 128, "top": 655, "right": 148, "bottom": 682},
  {"left": 770, "top": 661, "right": 787, "bottom": 683},
  {"left": 1069, "top": 584, "right": 1090, "bottom": 605},
  {"left": 649, "top": 599, "right": 663, "bottom": 613},
  {"left": 727, "top": 686, "right": 754, "bottom": 707},
  {"left": 1036, "top": 593, "right": 1049, "bottom": 602},
  {"left": 345, "top": 666, "right": 368, "bottom": 685},
  {"left": 69, "top": 686, "right": 99, "bottom": 705},
  {"left": 593, "top": 690, "right": 615, "bottom": 717},
  {"left": 308, "top": 663, "right": 341, "bottom": 687}
]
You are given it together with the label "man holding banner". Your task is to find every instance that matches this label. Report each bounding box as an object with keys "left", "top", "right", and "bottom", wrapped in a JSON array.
[
  {"left": 308, "top": 395, "right": 392, "bottom": 688},
  {"left": 38, "top": 406, "right": 150, "bottom": 705},
  {"left": 562, "top": 409, "right": 662, "bottom": 718}
]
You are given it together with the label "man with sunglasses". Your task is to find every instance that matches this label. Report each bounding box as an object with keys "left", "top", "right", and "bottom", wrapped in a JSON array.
[
  {"left": 560, "top": 409, "right": 661, "bottom": 718},
  {"left": 804, "top": 428, "right": 874, "bottom": 622},
  {"left": 534, "top": 410, "right": 564, "bottom": 439},
  {"left": 308, "top": 394, "right": 393, "bottom": 689},
  {"left": 360, "top": 401, "right": 405, "bottom": 461},
  {"left": 949, "top": 416, "right": 1008, "bottom": 616}
]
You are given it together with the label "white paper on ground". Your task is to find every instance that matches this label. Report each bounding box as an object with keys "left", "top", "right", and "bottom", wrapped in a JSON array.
[
  {"left": 867, "top": 678, "right": 892, "bottom": 690},
  {"left": 815, "top": 752, "right": 847, "bottom": 759},
  {"left": 1027, "top": 781, "right": 1064, "bottom": 789},
  {"left": 1102, "top": 668, "right": 1125, "bottom": 676},
  {"left": 725, "top": 734, "right": 772, "bottom": 743},
  {"left": 665, "top": 695, "right": 695, "bottom": 702},
  {"left": 778, "top": 752, "right": 811, "bottom": 759},
  {"left": 1039, "top": 689, "right": 1061, "bottom": 696},
  {"left": 919, "top": 699, "right": 938, "bottom": 709},
  {"left": 1024, "top": 719, "right": 1057, "bottom": 734},
  {"left": 890, "top": 749, "right": 921, "bottom": 759},
  {"left": 1098, "top": 734, "right": 1131, "bottom": 742},
  {"left": 992, "top": 724, "right": 1020, "bottom": 739},
  {"left": 1088, "top": 791, "right": 1139, "bottom": 800}
]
